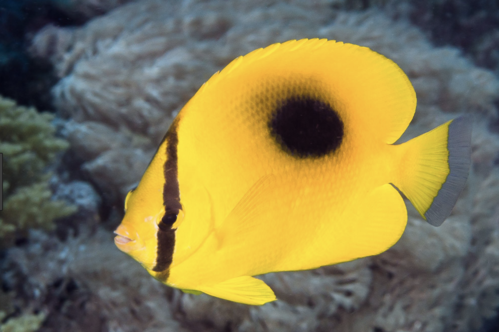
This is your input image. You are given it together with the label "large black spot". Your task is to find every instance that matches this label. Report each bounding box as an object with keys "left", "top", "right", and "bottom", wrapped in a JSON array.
[{"left": 269, "top": 97, "right": 344, "bottom": 158}]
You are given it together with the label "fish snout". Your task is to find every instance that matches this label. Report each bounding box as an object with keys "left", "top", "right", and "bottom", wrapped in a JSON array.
[{"left": 114, "top": 224, "right": 136, "bottom": 252}]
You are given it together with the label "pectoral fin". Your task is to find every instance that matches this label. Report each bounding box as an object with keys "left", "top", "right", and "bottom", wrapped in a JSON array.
[{"left": 197, "top": 276, "right": 276, "bottom": 305}]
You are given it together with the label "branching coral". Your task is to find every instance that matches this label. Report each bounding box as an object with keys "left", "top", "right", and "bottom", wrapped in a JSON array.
[{"left": 0, "top": 97, "right": 76, "bottom": 245}]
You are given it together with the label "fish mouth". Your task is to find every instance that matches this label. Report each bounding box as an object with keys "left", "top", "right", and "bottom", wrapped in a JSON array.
[
  {"left": 114, "top": 224, "right": 135, "bottom": 248},
  {"left": 114, "top": 232, "right": 133, "bottom": 245}
]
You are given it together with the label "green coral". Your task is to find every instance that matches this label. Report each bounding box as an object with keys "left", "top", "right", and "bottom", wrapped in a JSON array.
[
  {"left": 0, "top": 96, "right": 76, "bottom": 245},
  {"left": 0, "top": 311, "right": 46, "bottom": 332}
]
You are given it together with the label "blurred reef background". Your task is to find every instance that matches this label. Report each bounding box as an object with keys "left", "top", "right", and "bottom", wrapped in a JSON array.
[{"left": 1, "top": 0, "right": 499, "bottom": 331}]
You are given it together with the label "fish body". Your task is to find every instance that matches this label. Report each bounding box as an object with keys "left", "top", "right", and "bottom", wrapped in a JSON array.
[{"left": 114, "top": 39, "right": 471, "bottom": 305}]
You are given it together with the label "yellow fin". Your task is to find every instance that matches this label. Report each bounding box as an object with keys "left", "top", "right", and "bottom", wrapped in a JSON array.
[
  {"left": 216, "top": 179, "right": 406, "bottom": 275},
  {"left": 195, "top": 39, "right": 416, "bottom": 144},
  {"left": 394, "top": 116, "right": 471, "bottom": 226},
  {"left": 332, "top": 183, "right": 408, "bottom": 262},
  {"left": 197, "top": 276, "right": 276, "bottom": 305},
  {"left": 269, "top": 183, "right": 408, "bottom": 269}
]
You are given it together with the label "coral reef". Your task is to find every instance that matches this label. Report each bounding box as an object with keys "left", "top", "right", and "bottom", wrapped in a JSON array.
[
  {"left": 0, "top": 0, "right": 134, "bottom": 113},
  {"left": 10, "top": 0, "right": 499, "bottom": 331},
  {"left": 0, "top": 96, "right": 76, "bottom": 246},
  {"left": 0, "top": 0, "right": 83, "bottom": 109},
  {"left": 403, "top": 0, "right": 499, "bottom": 75},
  {"left": 329, "top": 0, "right": 499, "bottom": 75},
  {"left": 2, "top": 229, "right": 186, "bottom": 332},
  {"left": 50, "top": 178, "right": 102, "bottom": 230}
]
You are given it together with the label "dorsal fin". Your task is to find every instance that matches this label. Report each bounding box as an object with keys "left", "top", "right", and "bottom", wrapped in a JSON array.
[{"left": 195, "top": 39, "right": 416, "bottom": 144}]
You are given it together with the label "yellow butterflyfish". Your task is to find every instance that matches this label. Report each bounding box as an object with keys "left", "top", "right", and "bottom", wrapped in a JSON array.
[{"left": 114, "top": 39, "right": 471, "bottom": 305}]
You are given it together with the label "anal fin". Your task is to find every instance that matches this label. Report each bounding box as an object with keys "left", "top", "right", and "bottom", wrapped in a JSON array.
[{"left": 197, "top": 276, "right": 276, "bottom": 305}]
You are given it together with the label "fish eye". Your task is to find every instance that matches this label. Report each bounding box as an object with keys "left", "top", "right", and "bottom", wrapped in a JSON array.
[{"left": 159, "top": 212, "right": 178, "bottom": 231}]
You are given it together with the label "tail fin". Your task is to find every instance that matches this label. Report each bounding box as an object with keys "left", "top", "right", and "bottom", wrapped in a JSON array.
[{"left": 393, "top": 116, "right": 471, "bottom": 226}]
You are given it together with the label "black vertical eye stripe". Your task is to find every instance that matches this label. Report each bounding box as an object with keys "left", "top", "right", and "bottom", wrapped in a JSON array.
[
  {"left": 163, "top": 122, "right": 182, "bottom": 214},
  {"left": 159, "top": 213, "right": 177, "bottom": 231},
  {"left": 153, "top": 120, "right": 182, "bottom": 275}
]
